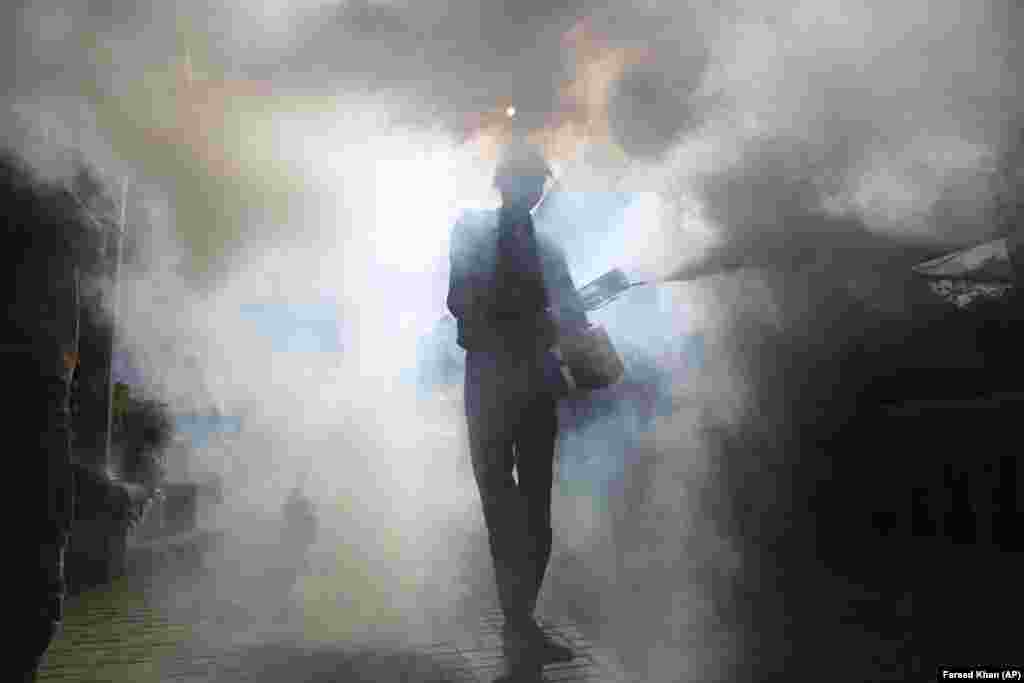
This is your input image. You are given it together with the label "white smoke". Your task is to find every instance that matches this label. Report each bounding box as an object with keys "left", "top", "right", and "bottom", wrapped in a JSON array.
[{"left": 5, "top": 0, "right": 1020, "bottom": 679}]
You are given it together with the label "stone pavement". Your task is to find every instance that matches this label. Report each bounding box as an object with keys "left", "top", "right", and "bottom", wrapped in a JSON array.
[{"left": 37, "top": 567, "right": 628, "bottom": 683}]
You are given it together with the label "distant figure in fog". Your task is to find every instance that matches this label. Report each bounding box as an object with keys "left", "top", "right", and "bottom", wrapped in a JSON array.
[
  {"left": 447, "top": 139, "right": 587, "bottom": 680},
  {"left": 281, "top": 478, "right": 318, "bottom": 572},
  {"left": 273, "top": 477, "right": 318, "bottom": 623}
]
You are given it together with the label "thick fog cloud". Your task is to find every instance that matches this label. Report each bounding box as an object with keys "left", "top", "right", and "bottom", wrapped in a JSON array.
[{"left": 6, "top": 0, "right": 1022, "bottom": 680}]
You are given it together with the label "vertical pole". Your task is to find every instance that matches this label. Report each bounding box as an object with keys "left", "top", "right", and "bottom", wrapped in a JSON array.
[
  {"left": 105, "top": 178, "right": 128, "bottom": 475},
  {"left": 72, "top": 265, "right": 81, "bottom": 428}
]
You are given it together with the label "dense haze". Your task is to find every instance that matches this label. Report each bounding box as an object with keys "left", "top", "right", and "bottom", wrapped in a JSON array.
[{"left": 6, "top": 1, "right": 1021, "bottom": 680}]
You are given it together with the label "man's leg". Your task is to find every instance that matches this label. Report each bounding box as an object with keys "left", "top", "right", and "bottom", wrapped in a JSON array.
[
  {"left": 514, "top": 394, "right": 557, "bottom": 614},
  {"left": 464, "top": 352, "right": 534, "bottom": 624},
  {"left": 506, "top": 369, "right": 573, "bottom": 665}
]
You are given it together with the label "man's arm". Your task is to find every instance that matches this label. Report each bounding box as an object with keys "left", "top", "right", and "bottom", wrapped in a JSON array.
[{"left": 446, "top": 216, "right": 490, "bottom": 321}]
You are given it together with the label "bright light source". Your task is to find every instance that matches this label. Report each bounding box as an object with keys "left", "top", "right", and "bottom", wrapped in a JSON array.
[{"left": 505, "top": 106, "right": 516, "bottom": 118}]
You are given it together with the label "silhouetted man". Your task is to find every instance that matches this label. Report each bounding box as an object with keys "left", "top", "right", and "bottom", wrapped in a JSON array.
[{"left": 447, "top": 140, "right": 587, "bottom": 679}]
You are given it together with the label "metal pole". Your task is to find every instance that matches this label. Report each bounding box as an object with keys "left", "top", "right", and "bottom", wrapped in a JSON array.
[
  {"left": 104, "top": 178, "right": 128, "bottom": 474},
  {"left": 72, "top": 264, "right": 81, "bottom": 413}
]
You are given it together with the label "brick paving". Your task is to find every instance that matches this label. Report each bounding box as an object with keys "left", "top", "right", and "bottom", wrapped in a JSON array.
[{"left": 37, "top": 559, "right": 627, "bottom": 683}]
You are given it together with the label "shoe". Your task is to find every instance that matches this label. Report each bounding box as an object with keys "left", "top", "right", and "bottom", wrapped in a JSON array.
[
  {"left": 503, "top": 618, "right": 574, "bottom": 665},
  {"left": 502, "top": 624, "right": 539, "bottom": 665}
]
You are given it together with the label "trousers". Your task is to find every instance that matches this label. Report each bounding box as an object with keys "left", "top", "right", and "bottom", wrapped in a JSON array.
[{"left": 464, "top": 349, "right": 559, "bottom": 622}]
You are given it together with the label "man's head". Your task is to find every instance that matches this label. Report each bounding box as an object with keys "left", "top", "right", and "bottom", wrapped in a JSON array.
[{"left": 494, "top": 140, "right": 552, "bottom": 212}]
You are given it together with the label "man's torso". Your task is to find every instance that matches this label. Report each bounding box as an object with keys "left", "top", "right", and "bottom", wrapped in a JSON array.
[{"left": 450, "top": 209, "right": 570, "bottom": 353}]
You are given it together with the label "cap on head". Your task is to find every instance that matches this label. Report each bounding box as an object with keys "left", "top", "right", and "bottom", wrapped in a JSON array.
[{"left": 493, "top": 139, "right": 552, "bottom": 191}]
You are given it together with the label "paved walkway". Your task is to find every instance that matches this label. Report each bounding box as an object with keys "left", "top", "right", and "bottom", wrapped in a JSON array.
[{"left": 38, "top": 550, "right": 627, "bottom": 682}]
